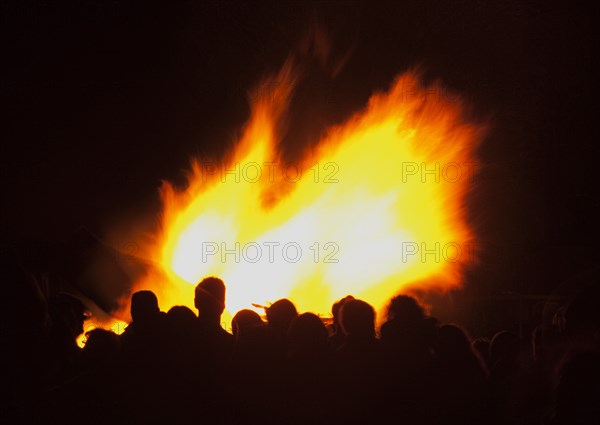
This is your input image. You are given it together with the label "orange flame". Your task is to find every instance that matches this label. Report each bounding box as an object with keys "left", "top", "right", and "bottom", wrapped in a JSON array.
[{"left": 132, "top": 62, "right": 483, "bottom": 329}]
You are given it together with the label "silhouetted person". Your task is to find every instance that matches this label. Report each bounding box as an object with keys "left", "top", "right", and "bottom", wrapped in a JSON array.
[
  {"left": 379, "top": 295, "right": 437, "bottom": 424},
  {"left": 433, "top": 324, "right": 489, "bottom": 424},
  {"left": 119, "top": 290, "right": 168, "bottom": 425},
  {"left": 131, "top": 290, "right": 160, "bottom": 321},
  {"left": 338, "top": 299, "right": 378, "bottom": 353},
  {"left": 120, "top": 290, "right": 165, "bottom": 355},
  {"left": 194, "top": 276, "right": 234, "bottom": 351},
  {"left": 336, "top": 299, "right": 382, "bottom": 424},
  {"left": 165, "top": 305, "right": 198, "bottom": 362},
  {"left": 82, "top": 328, "right": 121, "bottom": 367},
  {"left": 229, "top": 311, "right": 271, "bottom": 425},
  {"left": 191, "top": 277, "right": 234, "bottom": 425},
  {"left": 380, "top": 294, "right": 436, "bottom": 364},
  {"left": 385, "top": 294, "right": 426, "bottom": 323},
  {"left": 149, "top": 305, "right": 199, "bottom": 425},
  {"left": 79, "top": 329, "right": 125, "bottom": 424},
  {"left": 490, "top": 330, "right": 520, "bottom": 373},
  {"left": 231, "top": 310, "right": 269, "bottom": 364},
  {"left": 285, "top": 313, "right": 334, "bottom": 424},
  {"left": 265, "top": 298, "right": 298, "bottom": 360},
  {"left": 489, "top": 330, "right": 525, "bottom": 425},
  {"left": 327, "top": 295, "right": 354, "bottom": 350},
  {"left": 288, "top": 313, "right": 329, "bottom": 359},
  {"left": 236, "top": 298, "right": 296, "bottom": 423},
  {"left": 231, "top": 309, "right": 263, "bottom": 339},
  {"left": 166, "top": 305, "right": 197, "bottom": 328}
]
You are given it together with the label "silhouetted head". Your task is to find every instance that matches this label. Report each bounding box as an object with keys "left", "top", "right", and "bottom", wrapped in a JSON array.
[
  {"left": 266, "top": 298, "right": 298, "bottom": 333},
  {"left": 289, "top": 312, "right": 328, "bottom": 352},
  {"left": 82, "top": 328, "right": 120, "bottom": 367},
  {"left": 232, "top": 309, "right": 263, "bottom": 337},
  {"left": 340, "top": 299, "right": 376, "bottom": 338},
  {"left": 167, "top": 305, "right": 197, "bottom": 320},
  {"left": 166, "top": 305, "right": 197, "bottom": 330},
  {"left": 435, "top": 324, "right": 473, "bottom": 362},
  {"left": 489, "top": 330, "right": 520, "bottom": 368},
  {"left": 331, "top": 295, "right": 355, "bottom": 328},
  {"left": 130, "top": 290, "right": 160, "bottom": 324},
  {"left": 386, "top": 295, "right": 426, "bottom": 324},
  {"left": 194, "top": 276, "right": 226, "bottom": 320}
]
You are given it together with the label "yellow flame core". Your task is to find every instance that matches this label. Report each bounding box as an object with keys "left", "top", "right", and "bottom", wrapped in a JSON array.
[{"left": 143, "top": 68, "right": 481, "bottom": 327}]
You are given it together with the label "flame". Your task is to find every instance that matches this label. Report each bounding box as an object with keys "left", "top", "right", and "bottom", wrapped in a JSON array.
[
  {"left": 77, "top": 319, "right": 128, "bottom": 348},
  {"left": 134, "top": 62, "right": 482, "bottom": 328}
]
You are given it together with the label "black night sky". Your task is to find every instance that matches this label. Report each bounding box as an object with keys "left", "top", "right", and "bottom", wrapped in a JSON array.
[{"left": 4, "top": 0, "right": 597, "bottom": 300}]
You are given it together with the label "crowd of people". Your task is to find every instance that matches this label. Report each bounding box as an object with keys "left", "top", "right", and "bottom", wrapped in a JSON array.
[{"left": 5, "top": 262, "right": 600, "bottom": 424}]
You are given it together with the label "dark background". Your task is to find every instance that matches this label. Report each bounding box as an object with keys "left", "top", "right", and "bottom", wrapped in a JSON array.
[{"left": 3, "top": 1, "right": 597, "bottom": 309}]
